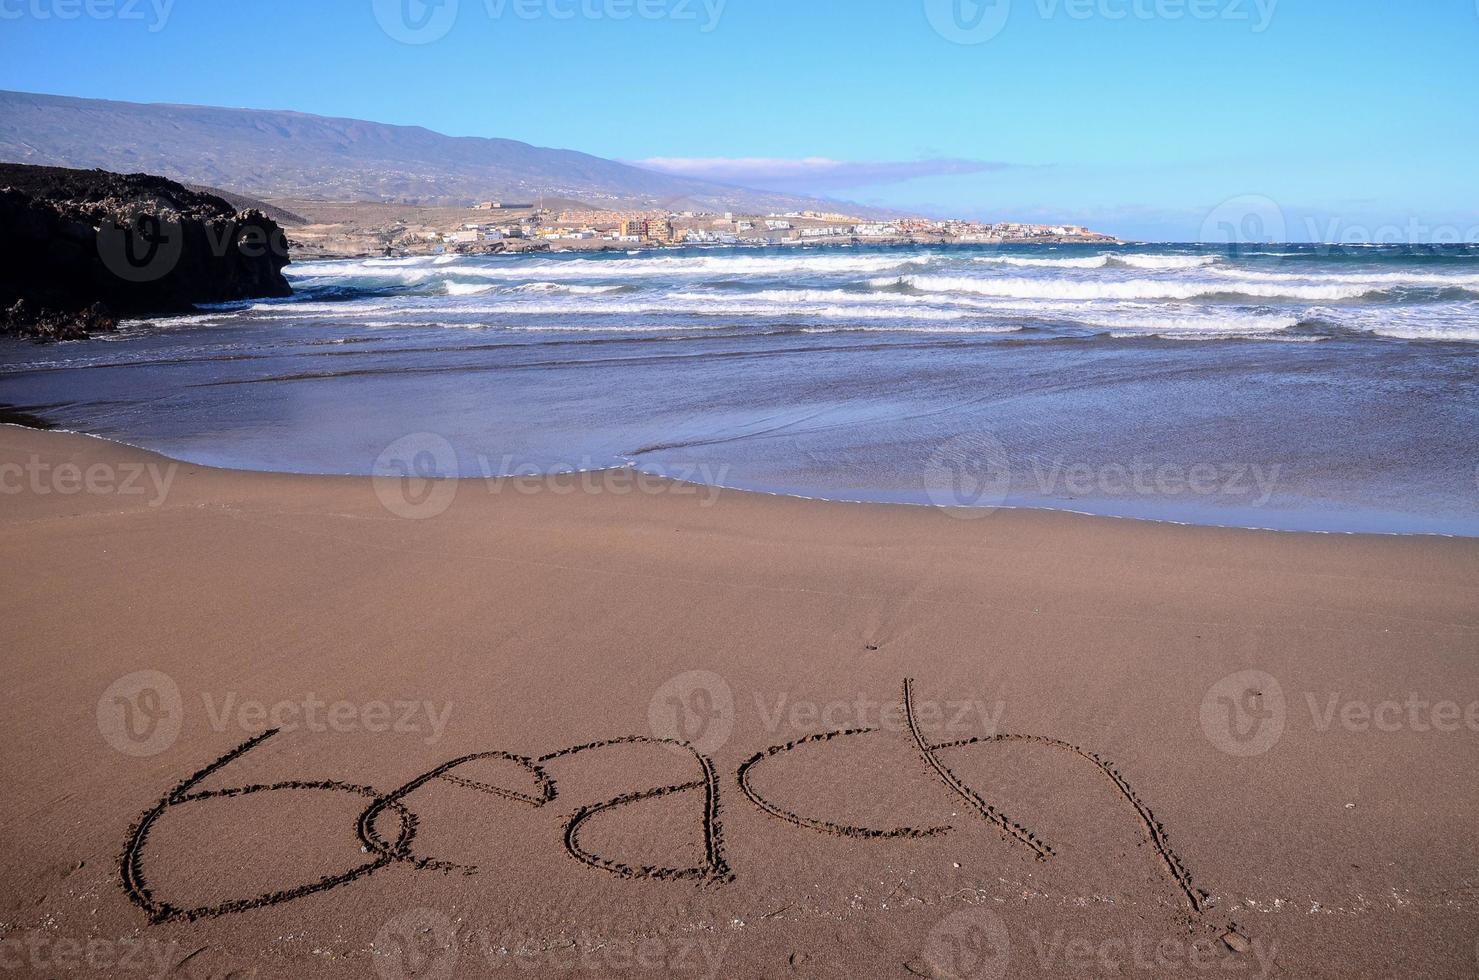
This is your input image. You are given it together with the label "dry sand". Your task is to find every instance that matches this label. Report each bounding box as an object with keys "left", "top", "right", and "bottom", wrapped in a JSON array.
[{"left": 1, "top": 425, "right": 1476, "bottom": 978}]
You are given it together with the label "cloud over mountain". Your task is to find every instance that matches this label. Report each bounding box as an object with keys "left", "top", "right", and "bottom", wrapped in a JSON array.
[{"left": 633, "top": 156, "right": 1023, "bottom": 192}]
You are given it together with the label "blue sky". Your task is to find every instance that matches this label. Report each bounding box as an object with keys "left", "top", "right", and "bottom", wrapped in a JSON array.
[{"left": 2, "top": 0, "right": 1476, "bottom": 239}]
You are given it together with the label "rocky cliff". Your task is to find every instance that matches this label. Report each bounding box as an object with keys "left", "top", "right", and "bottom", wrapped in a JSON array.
[{"left": 0, "top": 164, "right": 292, "bottom": 339}]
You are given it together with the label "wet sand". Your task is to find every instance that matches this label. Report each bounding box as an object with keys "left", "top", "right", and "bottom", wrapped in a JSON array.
[{"left": 1, "top": 425, "right": 1476, "bottom": 978}]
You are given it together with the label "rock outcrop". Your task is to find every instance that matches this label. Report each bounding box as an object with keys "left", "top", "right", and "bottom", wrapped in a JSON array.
[{"left": 0, "top": 164, "right": 292, "bottom": 340}]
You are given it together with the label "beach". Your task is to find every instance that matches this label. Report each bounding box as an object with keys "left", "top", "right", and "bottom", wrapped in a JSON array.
[{"left": 1, "top": 424, "right": 1476, "bottom": 978}]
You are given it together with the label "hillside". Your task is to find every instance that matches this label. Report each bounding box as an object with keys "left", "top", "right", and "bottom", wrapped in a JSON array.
[{"left": 0, "top": 91, "right": 876, "bottom": 215}]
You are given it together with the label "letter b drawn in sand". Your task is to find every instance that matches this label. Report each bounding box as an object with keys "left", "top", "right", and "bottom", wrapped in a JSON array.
[
  {"left": 373, "top": 433, "right": 459, "bottom": 519},
  {"left": 98, "top": 670, "right": 182, "bottom": 757},
  {"left": 649, "top": 670, "right": 734, "bottom": 755},
  {"left": 372, "top": 908, "right": 459, "bottom": 980},
  {"left": 921, "top": 908, "right": 1011, "bottom": 980},
  {"left": 1200, "top": 670, "right": 1285, "bottom": 756}
]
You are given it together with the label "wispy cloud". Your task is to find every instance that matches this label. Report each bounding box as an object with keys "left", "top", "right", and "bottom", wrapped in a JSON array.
[{"left": 632, "top": 156, "right": 1024, "bottom": 191}]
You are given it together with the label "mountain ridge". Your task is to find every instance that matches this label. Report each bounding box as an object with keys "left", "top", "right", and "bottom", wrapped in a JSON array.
[{"left": 0, "top": 90, "right": 892, "bottom": 216}]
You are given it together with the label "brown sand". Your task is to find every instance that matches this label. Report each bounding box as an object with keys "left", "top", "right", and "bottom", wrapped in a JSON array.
[{"left": 1, "top": 425, "right": 1476, "bottom": 978}]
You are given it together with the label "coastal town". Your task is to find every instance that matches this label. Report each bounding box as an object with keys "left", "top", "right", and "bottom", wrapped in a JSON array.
[
  {"left": 440, "top": 202, "right": 1115, "bottom": 251},
  {"left": 275, "top": 198, "right": 1116, "bottom": 258}
]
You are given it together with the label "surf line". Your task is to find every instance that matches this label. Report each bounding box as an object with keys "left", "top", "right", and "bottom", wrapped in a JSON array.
[{"left": 119, "top": 678, "right": 1204, "bottom": 923}]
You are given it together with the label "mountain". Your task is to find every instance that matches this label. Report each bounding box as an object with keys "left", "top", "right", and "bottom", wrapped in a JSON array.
[{"left": 0, "top": 91, "right": 879, "bottom": 215}]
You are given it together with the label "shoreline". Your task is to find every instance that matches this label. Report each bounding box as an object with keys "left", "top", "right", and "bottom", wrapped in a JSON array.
[{"left": 5, "top": 422, "right": 1473, "bottom": 540}]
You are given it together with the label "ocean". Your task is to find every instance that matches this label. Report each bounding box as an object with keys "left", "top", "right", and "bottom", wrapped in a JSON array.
[{"left": 2, "top": 242, "right": 1476, "bottom": 535}]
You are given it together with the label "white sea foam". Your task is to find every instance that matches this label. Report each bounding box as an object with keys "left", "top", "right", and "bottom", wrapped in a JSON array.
[
  {"left": 972, "top": 253, "right": 1219, "bottom": 270},
  {"left": 510, "top": 282, "right": 626, "bottom": 295},
  {"left": 972, "top": 254, "right": 1109, "bottom": 269},
  {"left": 880, "top": 274, "right": 1384, "bottom": 302},
  {"left": 444, "top": 281, "right": 495, "bottom": 296},
  {"left": 288, "top": 252, "right": 932, "bottom": 283},
  {"left": 1207, "top": 267, "right": 1479, "bottom": 288},
  {"left": 1096, "top": 312, "right": 1301, "bottom": 335},
  {"left": 798, "top": 324, "right": 1022, "bottom": 335},
  {"left": 1316, "top": 303, "right": 1479, "bottom": 342}
]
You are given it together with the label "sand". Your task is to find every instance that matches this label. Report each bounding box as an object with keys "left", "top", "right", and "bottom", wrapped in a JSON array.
[{"left": 1, "top": 424, "right": 1476, "bottom": 978}]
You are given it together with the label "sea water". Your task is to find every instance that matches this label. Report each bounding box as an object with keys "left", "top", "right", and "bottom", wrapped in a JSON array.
[{"left": 2, "top": 243, "right": 1476, "bottom": 534}]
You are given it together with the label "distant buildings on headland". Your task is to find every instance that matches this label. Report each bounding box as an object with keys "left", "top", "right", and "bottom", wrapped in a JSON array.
[{"left": 427, "top": 205, "right": 1113, "bottom": 253}]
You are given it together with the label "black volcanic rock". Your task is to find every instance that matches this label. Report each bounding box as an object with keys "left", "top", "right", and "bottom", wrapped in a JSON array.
[{"left": 0, "top": 163, "right": 291, "bottom": 339}]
